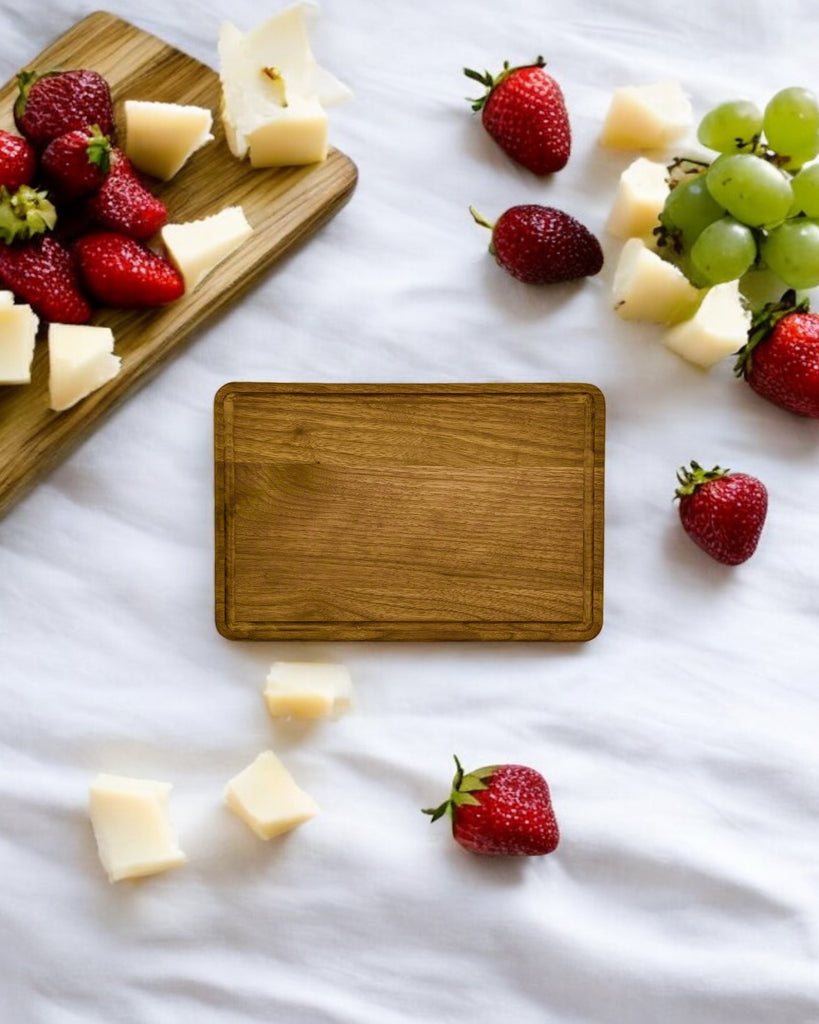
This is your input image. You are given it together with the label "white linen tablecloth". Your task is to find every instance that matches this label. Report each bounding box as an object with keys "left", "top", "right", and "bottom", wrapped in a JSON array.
[{"left": 1, "top": 1, "right": 817, "bottom": 1021}]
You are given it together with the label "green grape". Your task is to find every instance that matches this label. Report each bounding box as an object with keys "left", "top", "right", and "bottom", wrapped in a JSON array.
[
  {"left": 697, "top": 99, "right": 763, "bottom": 153},
  {"left": 690, "top": 216, "right": 758, "bottom": 283},
  {"left": 761, "top": 218, "right": 819, "bottom": 289},
  {"left": 705, "top": 153, "right": 793, "bottom": 227},
  {"left": 660, "top": 173, "right": 725, "bottom": 248},
  {"left": 763, "top": 86, "right": 819, "bottom": 167},
  {"left": 789, "top": 163, "right": 819, "bottom": 216}
]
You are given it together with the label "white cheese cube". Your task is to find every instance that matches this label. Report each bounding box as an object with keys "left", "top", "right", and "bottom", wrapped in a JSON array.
[
  {"left": 225, "top": 750, "right": 319, "bottom": 840},
  {"left": 218, "top": 4, "right": 351, "bottom": 167},
  {"left": 161, "top": 205, "right": 253, "bottom": 292},
  {"left": 264, "top": 661, "right": 353, "bottom": 718},
  {"left": 0, "top": 304, "right": 38, "bottom": 384},
  {"left": 123, "top": 100, "right": 213, "bottom": 180},
  {"left": 663, "top": 280, "right": 751, "bottom": 368},
  {"left": 48, "top": 323, "right": 120, "bottom": 412},
  {"left": 600, "top": 81, "right": 692, "bottom": 150},
  {"left": 88, "top": 773, "right": 187, "bottom": 883},
  {"left": 612, "top": 238, "right": 702, "bottom": 325},
  {"left": 606, "top": 157, "right": 669, "bottom": 239}
]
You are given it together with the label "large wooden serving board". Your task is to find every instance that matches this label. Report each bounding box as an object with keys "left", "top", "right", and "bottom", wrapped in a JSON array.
[
  {"left": 0, "top": 12, "right": 357, "bottom": 518},
  {"left": 215, "top": 382, "right": 605, "bottom": 642}
]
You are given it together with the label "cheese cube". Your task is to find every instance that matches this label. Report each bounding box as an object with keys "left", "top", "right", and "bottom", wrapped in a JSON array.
[
  {"left": 606, "top": 157, "right": 669, "bottom": 239},
  {"left": 88, "top": 774, "right": 187, "bottom": 883},
  {"left": 0, "top": 303, "right": 38, "bottom": 384},
  {"left": 48, "top": 323, "right": 121, "bottom": 412},
  {"left": 161, "top": 205, "right": 253, "bottom": 292},
  {"left": 218, "top": 4, "right": 351, "bottom": 167},
  {"left": 600, "top": 81, "right": 692, "bottom": 150},
  {"left": 613, "top": 238, "right": 702, "bottom": 324},
  {"left": 225, "top": 750, "right": 319, "bottom": 840},
  {"left": 123, "top": 100, "right": 213, "bottom": 180},
  {"left": 264, "top": 661, "right": 353, "bottom": 719},
  {"left": 663, "top": 280, "right": 751, "bottom": 368}
]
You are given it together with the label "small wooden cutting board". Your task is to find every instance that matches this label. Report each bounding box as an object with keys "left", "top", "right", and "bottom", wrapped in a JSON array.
[
  {"left": 215, "top": 382, "right": 605, "bottom": 642},
  {"left": 0, "top": 12, "right": 357, "bottom": 518}
]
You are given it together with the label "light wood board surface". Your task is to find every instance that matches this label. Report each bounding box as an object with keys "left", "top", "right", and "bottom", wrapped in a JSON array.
[
  {"left": 0, "top": 11, "right": 358, "bottom": 518},
  {"left": 215, "top": 382, "right": 605, "bottom": 642}
]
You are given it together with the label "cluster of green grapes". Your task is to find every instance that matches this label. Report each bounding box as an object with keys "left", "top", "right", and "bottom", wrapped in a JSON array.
[{"left": 656, "top": 86, "right": 819, "bottom": 290}]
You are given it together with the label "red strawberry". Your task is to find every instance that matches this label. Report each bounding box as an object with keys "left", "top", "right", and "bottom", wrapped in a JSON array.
[
  {"left": 0, "top": 234, "right": 91, "bottom": 323},
  {"left": 734, "top": 290, "right": 819, "bottom": 417},
  {"left": 471, "top": 204, "right": 603, "bottom": 284},
  {"left": 464, "top": 57, "right": 570, "bottom": 174},
  {"left": 73, "top": 231, "right": 184, "bottom": 307},
  {"left": 423, "top": 756, "right": 560, "bottom": 856},
  {"left": 675, "top": 461, "right": 768, "bottom": 566},
  {"left": 0, "top": 130, "right": 36, "bottom": 190},
  {"left": 14, "top": 69, "right": 114, "bottom": 149},
  {"left": 85, "top": 151, "right": 167, "bottom": 240},
  {"left": 41, "top": 124, "right": 112, "bottom": 202}
]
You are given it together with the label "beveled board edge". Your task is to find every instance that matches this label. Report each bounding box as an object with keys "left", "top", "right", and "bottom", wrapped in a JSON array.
[{"left": 214, "top": 382, "right": 605, "bottom": 643}]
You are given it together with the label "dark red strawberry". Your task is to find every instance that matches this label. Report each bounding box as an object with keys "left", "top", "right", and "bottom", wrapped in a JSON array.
[
  {"left": 734, "top": 290, "right": 819, "bottom": 417},
  {"left": 464, "top": 56, "right": 570, "bottom": 174},
  {"left": 0, "top": 130, "right": 36, "bottom": 190},
  {"left": 73, "top": 231, "right": 184, "bottom": 307},
  {"left": 423, "top": 756, "right": 560, "bottom": 856},
  {"left": 41, "top": 124, "right": 112, "bottom": 202},
  {"left": 85, "top": 151, "right": 167, "bottom": 240},
  {"left": 0, "top": 234, "right": 91, "bottom": 323},
  {"left": 675, "top": 461, "right": 768, "bottom": 566},
  {"left": 14, "top": 68, "right": 114, "bottom": 149},
  {"left": 471, "top": 204, "right": 603, "bottom": 284}
]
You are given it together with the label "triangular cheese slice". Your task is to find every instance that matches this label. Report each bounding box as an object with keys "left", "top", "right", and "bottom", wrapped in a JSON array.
[{"left": 48, "top": 323, "right": 121, "bottom": 412}]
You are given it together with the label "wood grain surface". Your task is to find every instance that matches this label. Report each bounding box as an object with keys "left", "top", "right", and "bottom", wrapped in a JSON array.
[
  {"left": 215, "top": 382, "right": 605, "bottom": 642},
  {"left": 0, "top": 11, "right": 357, "bottom": 518}
]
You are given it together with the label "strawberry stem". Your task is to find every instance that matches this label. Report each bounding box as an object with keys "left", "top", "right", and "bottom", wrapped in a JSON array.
[
  {"left": 463, "top": 56, "right": 546, "bottom": 111},
  {"left": 0, "top": 185, "right": 57, "bottom": 244},
  {"left": 674, "top": 460, "right": 730, "bottom": 500},
  {"left": 733, "top": 289, "right": 808, "bottom": 379}
]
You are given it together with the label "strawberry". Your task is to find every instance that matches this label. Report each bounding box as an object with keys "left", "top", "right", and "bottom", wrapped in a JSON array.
[
  {"left": 471, "top": 204, "right": 603, "bottom": 284},
  {"left": 675, "top": 461, "right": 768, "bottom": 566},
  {"left": 0, "top": 234, "right": 91, "bottom": 323},
  {"left": 14, "top": 69, "right": 114, "bottom": 149},
  {"left": 73, "top": 231, "right": 184, "bottom": 308},
  {"left": 464, "top": 56, "right": 570, "bottom": 174},
  {"left": 41, "top": 124, "right": 112, "bottom": 202},
  {"left": 423, "top": 756, "right": 560, "bottom": 856},
  {"left": 734, "top": 290, "right": 819, "bottom": 417},
  {"left": 85, "top": 151, "right": 167, "bottom": 240},
  {"left": 0, "top": 130, "right": 36, "bottom": 190}
]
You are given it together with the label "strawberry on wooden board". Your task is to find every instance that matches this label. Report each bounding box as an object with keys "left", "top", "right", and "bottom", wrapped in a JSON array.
[
  {"left": 73, "top": 231, "right": 184, "bottom": 308},
  {"left": 85, "top": 151, "right": 167, "bottom": 240},
  {"left": 14, "top": 69, "right": 114, "bottom": 149},
  {"left": 675, "top": 461, "right": 768, "bottom": 566},
  {"left": 423, "top": 756, "right": 560, "bottom": 856},
  {"left": 41, "top": 124, "right": 112, "bottom": 202},
  {"left": 471, "top": 204, "right": 603, "bottom": 284},
  {"left": 0, "top": 130, "right": 36, "bottom": 191},
  {"left": 464, "top": 56, "right": 570, "bottom": 174},
  {"left": 734, "top": 290, "right": 819, "bottom": 417},
  {"left": 0, "top": 234, "right": 91, "bottom": 323}
]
